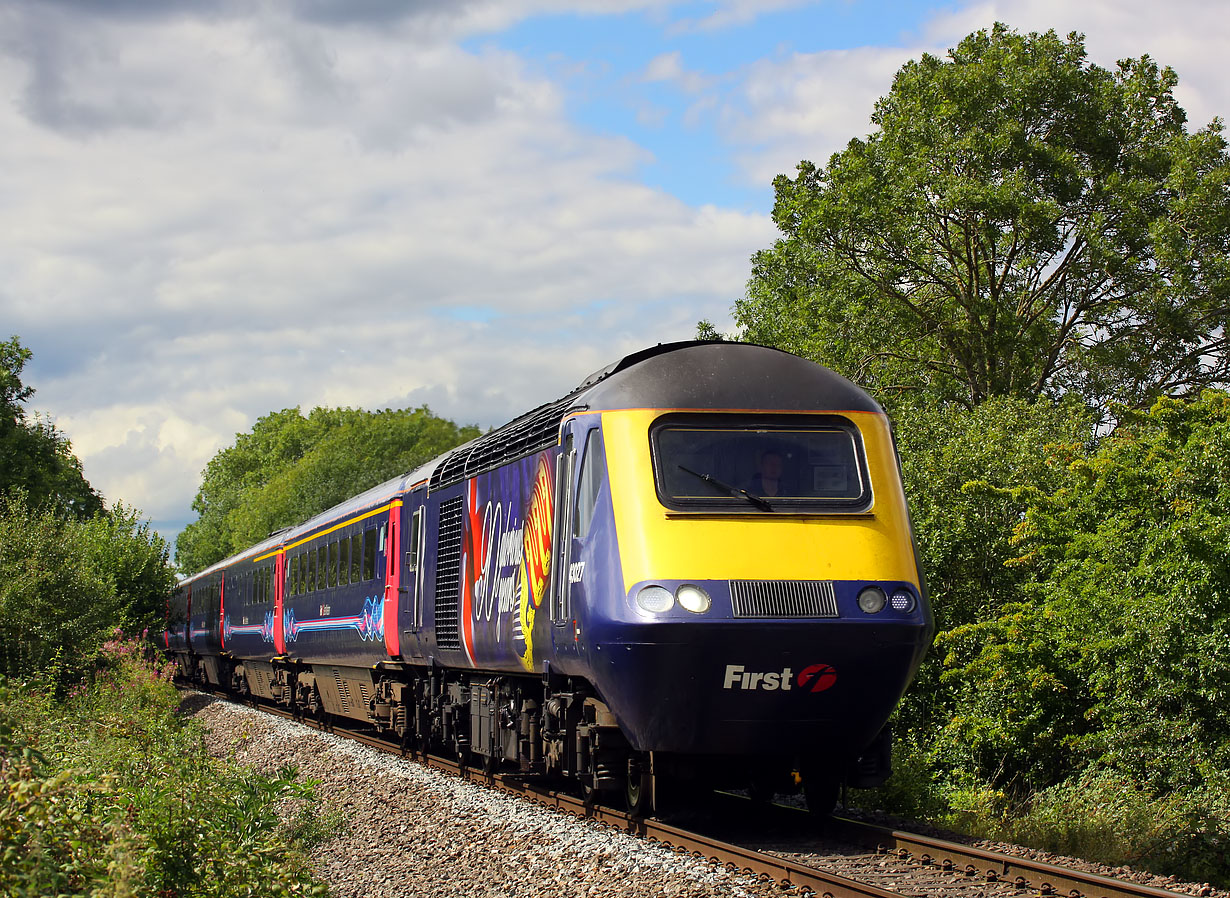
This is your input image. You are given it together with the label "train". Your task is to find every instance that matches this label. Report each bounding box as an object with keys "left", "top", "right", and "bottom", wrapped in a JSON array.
[{"left": 164, "top": 341, "right": 933, "bottom": 814}]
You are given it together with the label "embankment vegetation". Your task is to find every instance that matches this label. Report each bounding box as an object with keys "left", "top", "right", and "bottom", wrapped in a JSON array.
[{"left": 0, "top": 337, "right": 337, "bottom": 895}]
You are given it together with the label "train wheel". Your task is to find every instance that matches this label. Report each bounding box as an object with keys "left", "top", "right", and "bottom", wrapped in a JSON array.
[
  {"left": 802, "top": 773, "right": 839, "bottom": 816},
  {"left": 625, "top": 770, "right": 652, "bottom": 816},
  {"left": 747, "top": 770, "right": 777, "bottom": 805}
]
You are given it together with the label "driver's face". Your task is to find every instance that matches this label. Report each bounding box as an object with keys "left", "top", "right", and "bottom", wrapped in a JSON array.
[{"left": 761, "top": 453, "right": 783, "bottom": 479}]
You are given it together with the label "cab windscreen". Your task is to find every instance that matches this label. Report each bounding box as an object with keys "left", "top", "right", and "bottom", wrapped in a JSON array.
[{"left": 650, "top": 415, "right": 871, "bottom": 512}]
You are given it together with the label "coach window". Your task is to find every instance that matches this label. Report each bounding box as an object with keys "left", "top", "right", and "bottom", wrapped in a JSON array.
[
  {"left": 339, "top": 537, "right": 350, "bottom": 586},
  {"left": 350, "top": 533, "right": 362, "bottom": 582},
  {"left": 406, "top": 507, "right": 423, "bottom": 573},
  {"left": 363, "top": 527, "right": 377, "bottom": 581},
  {"left": 316, "top": 545, "right": 326, "bottom": 590},
  {"left": 307, "top": 548, "right": 317, "bottom": 593},
  {"left": 327, "top": 541, "right": 338, "bottom": 588},
  {"left": 297, "top": 553, "right": 306, "bottom": 595},
  {"left": 574, "top": 429, "right": 606, "bottom": 539}
]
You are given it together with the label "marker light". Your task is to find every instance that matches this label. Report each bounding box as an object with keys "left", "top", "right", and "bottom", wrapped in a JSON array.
[
  {"left": 890, "top": 589, "right": 916, "bottom": 612},
  {"left": 675, "top": 584, "right": 712, "bottom": 614},
  {"left": 636, "top": 585, "right": 674, "bottom": 614},
  {"left": 857, "top": 586, "right": 887, "bottom": 614}
]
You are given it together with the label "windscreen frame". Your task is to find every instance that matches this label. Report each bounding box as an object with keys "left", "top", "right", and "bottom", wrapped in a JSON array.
[{"left": 648, "top": 412, "right": 874, "bottom": 514}]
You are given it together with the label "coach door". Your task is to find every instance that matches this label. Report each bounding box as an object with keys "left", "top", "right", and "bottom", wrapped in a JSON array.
[
  {"left": 550, "top": 430, "right": 577, "bottom": 653},
  {"left": 400, "top": 502, "right": 426, "bottom": 656}
]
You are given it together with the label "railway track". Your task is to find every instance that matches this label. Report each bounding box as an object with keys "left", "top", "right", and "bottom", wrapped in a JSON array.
[{"left": 195, "top": 690, "right": 1204, "bottom": 898}]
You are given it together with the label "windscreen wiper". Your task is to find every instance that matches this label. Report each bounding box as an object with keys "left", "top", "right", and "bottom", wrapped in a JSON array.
[{"left": 677, "top": 465, "right": 774, "bottom": 511}]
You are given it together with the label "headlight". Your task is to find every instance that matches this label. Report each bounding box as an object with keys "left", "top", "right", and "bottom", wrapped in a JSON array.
[
  {"left": 890, "top": 589, "right": 916, "bottom": 612},
  {"left": 636, "top": 585, "right": 674, "bottom": 614},
  {"left": 857, "top": 586, "right": 887, "bottom": 614},
  {"left": 675, "top": 584, "right": 711, "bottom": 614}
]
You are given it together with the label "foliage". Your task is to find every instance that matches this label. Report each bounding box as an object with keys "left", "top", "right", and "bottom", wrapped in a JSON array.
[
  {"left": 894, "top": 396, "right": 1094, "bottom": 631},
  {"left": 886, "top": 396, "right": 1094, "bottom": 751},
  {"left": 938, "top": 393, "right": 1230, "bottom": 794},
  {"left": 1, "top": 636, "right": 331, "bottom": 897},
  {"left": 0, "top": 495, "right": 175, "bottom": 683},
  {"left": 78, "top": 503, "right": 178, "bottom": 631},
  {"left": 0, "top": 336, "right": 101, "bottom": 519},
  {"left": 176, "top": 405, "right": 479, "bottom": 574},
  {"left": 733, "top": 24, "right": 1230, "bottom": 413}
]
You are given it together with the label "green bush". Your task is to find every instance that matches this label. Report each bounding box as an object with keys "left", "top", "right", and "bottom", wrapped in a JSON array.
[
  {"left": 0, "top": 496, "right": 176, "bottom": 684},
  {"left": 1, "top": 636, "right": 332, "bottom": 897}
]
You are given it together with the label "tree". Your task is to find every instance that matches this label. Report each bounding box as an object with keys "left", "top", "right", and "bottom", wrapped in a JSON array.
[
  {"left": 0, "top": 336, "right": 101, "bottom": 519},
  {"left": 0, "top": 494, "right": 174, "bottom": 680},
  {"left": 736, "top": 25, "right": 1230, "bottom": 413},
  {"left": 938, "top": 392, "right": 1230, "bottom": 796},
  {"left": 176, "top": 406, "right": 479, "bottom": 574}
]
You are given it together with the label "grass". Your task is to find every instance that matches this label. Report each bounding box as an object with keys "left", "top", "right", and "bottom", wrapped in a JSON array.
[{"left": 856, "top": 743, "right": 1230, "bottom": 888}]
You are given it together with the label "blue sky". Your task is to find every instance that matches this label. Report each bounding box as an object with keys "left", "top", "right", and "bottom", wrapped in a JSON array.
[
  {"left": 470, "top": 2, "right": 947, "bottom": 209},
  {"left": 1, "top": 0, "right": 1227, "bottom": 553}
]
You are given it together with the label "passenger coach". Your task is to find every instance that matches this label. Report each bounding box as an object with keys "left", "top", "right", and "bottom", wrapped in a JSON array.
[{"left": 165, "top": 342, "right": 933, "bottom": 814}]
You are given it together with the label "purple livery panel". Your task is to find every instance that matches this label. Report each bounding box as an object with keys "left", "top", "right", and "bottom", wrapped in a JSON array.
[{"left": 456, "top": 449, "right": 556, "bottom": 673}]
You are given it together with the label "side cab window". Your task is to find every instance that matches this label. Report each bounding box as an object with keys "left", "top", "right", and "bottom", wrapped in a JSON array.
[{"left": 573, "top": 427, "right": 606, "bottom": 539}]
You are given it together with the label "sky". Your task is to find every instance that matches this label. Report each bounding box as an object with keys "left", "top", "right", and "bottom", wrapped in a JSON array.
[{"left": 3, "top": 0, "right": 1229, "bottom": 554}]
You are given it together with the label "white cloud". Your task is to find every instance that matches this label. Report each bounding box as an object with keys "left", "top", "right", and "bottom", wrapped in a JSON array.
[
  {"left": 644, "top": 50, "right": 685, "bottom": 82},
  {"left": 666, "top": 0, "right": 814, "bottom": 33},
  {"left": 719, "top": 44, "right": 919, "bottom": 186},
  {"left": 641, "top": 50, "right": 713, "bottom": 94},
  {"left": 716, "top": 0, "right": 1230, "bottom": 189},
  {"left": 916, "top": 0, "right": 1230, "bottom": 129}
]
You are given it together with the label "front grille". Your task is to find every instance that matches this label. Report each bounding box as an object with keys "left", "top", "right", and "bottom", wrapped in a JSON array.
[
  {"left": 434, "top": 496, "right": 464, "bottom": 650},
  {"left": 730, "top": 580, "right": 838, "bottom": 618}
]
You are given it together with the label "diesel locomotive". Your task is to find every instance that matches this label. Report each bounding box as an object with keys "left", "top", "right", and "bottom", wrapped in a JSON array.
[{"left": 165, "top": 342, "right": 933, "bottom": 814}]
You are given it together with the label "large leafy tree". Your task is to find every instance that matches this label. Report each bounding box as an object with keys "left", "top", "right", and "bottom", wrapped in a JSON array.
[
  {"left": 736, "top": 25, "right": 1230, "bottom": 412},
  {"left": 0, "top": 336, "right": 101, "bottom": 518},
  {"left": 176, "top": 406, "right": 479, "bottom": 574}
]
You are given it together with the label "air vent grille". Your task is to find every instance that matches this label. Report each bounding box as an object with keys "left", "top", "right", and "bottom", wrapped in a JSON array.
[
  {"left": 333, "top": 668, "right": 351, "bottom": 713},
  {"left": 434, "top": 496, "right": 464, "bottom": 650},
  {"left": 729, "top": 580, "right": 838, "bottom": 618},
  {"left": 430, "top": 397, "right": 579, "bottom": 490}
]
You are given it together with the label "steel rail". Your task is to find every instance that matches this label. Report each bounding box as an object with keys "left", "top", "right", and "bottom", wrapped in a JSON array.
[{"left": 825, "top": 816, "right": 1197, "bottom": 898}]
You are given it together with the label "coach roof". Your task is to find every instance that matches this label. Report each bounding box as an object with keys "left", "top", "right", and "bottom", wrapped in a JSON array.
[{"left": 579, "top": 341, "right": 881, "bottom": 414}]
